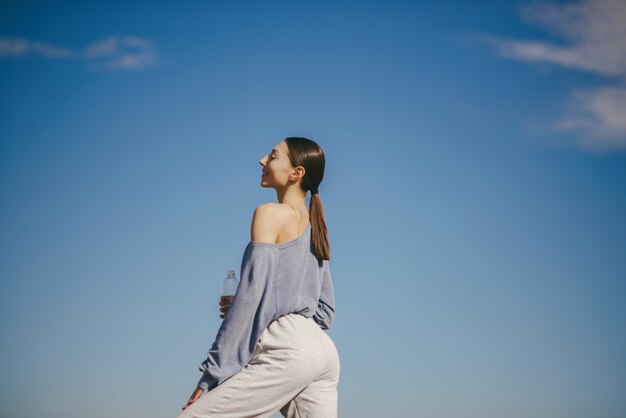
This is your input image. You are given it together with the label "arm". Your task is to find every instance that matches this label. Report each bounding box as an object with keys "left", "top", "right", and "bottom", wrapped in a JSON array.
[
  {"left": 197, "top": 243, "right": 278, "bottom": 390},
  {"left": 197, "top": 206, "right": 280, "bottom": 391},
  {"left": 312, "top": 261, "right": 335, "bottom": 330}
]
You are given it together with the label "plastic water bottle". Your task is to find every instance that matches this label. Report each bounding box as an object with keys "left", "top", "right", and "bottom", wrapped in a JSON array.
[
  {"left": 221, "top": 271, "right": 238, "bottom": 319},
  {"left": 222, "top": 270, "right": 239, "bottom": 297}
]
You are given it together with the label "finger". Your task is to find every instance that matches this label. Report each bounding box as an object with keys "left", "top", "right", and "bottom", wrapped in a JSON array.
[{"left": 183, "top": 398, "right": 196, "bottom": 410}]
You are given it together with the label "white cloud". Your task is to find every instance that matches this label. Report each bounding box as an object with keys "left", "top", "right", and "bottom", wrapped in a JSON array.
[
  {"left": 0, "top": 35, "right": 158, "bottom": 71},
  {"left": 95, "top": 51, "right": 158, "bottom": 71},
  {"left": 0, "top": 37, "right": 73, "bottom": 59},
  {"left": 491, "top": 0, "right": 626, "bottom": 76},
  {"left": 487, "top": 0, "right": 626, "bottom": 151},
  {"left": 83, "top": 37, "right": 121, "bottom": 58},
  {"left": 555, "top": 87, "right": 626, "bottom": 151},
  {"left": 82, "top": 35, "right": 158, "bottom": 71}
]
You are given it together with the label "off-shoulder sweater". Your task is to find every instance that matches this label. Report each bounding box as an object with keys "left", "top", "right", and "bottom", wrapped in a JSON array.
[{"left": 197, "top": 222, "right": 336, "bottom": 391}]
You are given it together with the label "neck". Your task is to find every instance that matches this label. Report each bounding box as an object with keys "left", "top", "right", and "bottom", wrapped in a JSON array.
[{"left": 276, "top": 186, "right": 306, "bottom": 208}]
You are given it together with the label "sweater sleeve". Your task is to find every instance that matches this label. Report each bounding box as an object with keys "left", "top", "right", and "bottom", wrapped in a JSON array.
[
  {"left": 312, "top": 261, "right": 335, "bottom": 330},
  {"left": 197, "top": 243, "right": 278, "bottom": 391}
]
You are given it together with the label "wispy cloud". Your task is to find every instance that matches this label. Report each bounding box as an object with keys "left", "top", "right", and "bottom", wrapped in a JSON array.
[
  {"left": 0, "top": 37, "right": 74, "bottom": 59},
  {"left": 486, "top": 0, "right": 626, "bottom": 151},
  {"left": 82, "top": 35, "right": 158, "bottom": 71},
  {"left": 0, "top": 35, "right": 158, "bottom": 71},
  {"left": 555, "top": 87, "right": 626, "bottom": 151}
]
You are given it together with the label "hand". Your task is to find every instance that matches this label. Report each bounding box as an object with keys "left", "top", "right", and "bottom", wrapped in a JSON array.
[
  {"left": 219, "top": 295, "right": 234, "bottom": 319},
  {"left": 182, "top": 386, "right": 204, "bottom": 410}
]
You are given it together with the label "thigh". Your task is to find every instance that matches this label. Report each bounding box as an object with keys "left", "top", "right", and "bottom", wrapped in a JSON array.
[
  {"left": 176, "top": 352, "right": 307, "bottom": 418},
  {"left": 279, "top": 376, "right": 338, "bottom": 418},
  {"left": 279, "top": 331, "right": 340, "bottom": 418},
  {"left": 176, "top": 317, "right": 324, "bottom": 418}
]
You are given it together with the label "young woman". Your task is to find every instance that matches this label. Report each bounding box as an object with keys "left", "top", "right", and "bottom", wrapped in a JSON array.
[{"left": 177, "top": 137, "right": 340, "bottom": 418}]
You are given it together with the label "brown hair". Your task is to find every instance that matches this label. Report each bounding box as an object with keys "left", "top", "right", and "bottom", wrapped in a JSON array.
[{"left": 284, "top": 137, "right": 330, "bottom": 261}]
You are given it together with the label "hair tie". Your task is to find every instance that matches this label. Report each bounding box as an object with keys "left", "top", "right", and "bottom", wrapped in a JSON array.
[{"left": 310, "top": 188, "right": 319, "bottom": 195}]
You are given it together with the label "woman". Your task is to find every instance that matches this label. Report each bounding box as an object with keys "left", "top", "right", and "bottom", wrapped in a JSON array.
[{"left": 177, "top": 137, "right": 340, "bottom": 418}]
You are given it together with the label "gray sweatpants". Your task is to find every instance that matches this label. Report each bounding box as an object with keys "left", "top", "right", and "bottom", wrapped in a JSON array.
[{"left": 177, "top": 313, "right": 340, "bottom": 418}]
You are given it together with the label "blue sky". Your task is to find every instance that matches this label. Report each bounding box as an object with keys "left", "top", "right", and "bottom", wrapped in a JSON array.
[{"left": 1, "top": 1, "right": 625, "bottom": 417}]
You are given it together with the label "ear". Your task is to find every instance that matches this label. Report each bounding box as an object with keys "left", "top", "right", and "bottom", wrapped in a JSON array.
[{"left": 290, "top": 166, "right": 305, "bottom": 181}]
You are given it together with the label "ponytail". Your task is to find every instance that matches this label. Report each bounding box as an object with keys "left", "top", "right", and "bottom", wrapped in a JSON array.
[
  {"left": 308, "top": 192, "right": 330, "bottom": 261},
  {"left": 284, "top": 137, "right": 330, "bottom": 261}
]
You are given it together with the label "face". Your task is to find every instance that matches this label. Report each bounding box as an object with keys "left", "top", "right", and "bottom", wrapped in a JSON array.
[{"left": 259, "top": 141, "right": 299, "bottom": 189}]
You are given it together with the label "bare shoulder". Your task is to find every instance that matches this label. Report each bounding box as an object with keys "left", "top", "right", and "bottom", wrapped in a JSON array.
[{"left": 251, "top": 203, "right": 283, "bottom": 243}]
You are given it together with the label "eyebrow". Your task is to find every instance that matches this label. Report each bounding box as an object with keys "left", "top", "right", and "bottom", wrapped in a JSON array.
[{"left": 271, "top": 149, "right": 280, "bottom": 155}]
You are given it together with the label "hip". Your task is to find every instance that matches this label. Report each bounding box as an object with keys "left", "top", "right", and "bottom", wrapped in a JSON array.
[{"left": 254, "top": 313, "right": 339, "bottom": 367}]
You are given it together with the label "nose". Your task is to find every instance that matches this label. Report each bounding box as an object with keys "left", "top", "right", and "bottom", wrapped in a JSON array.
[{"left": 259, "top": 155, "right": 267, "bottom": 166}]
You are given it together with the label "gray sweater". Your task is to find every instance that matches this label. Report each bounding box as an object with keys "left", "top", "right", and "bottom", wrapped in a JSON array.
[{"left": 198, "top": 222, "right": 336, "bottom": 391}]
